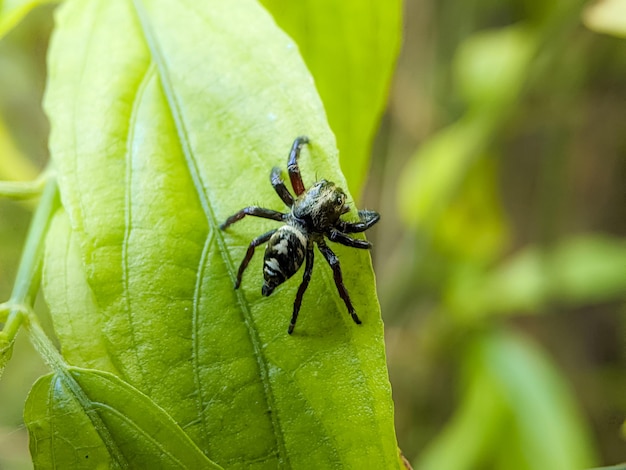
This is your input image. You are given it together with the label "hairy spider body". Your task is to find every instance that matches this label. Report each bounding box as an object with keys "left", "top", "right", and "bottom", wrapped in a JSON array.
[
  {"left": 220, "top": 136, "right": 380, "bottom": 334},
  {"left": 262, "top": 225, "right": 307, "bottom": 296}
]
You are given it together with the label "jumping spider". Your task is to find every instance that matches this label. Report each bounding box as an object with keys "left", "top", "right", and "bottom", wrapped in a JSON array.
[{"left": 220, "top": 136, "right": 380, "bottom": 334}]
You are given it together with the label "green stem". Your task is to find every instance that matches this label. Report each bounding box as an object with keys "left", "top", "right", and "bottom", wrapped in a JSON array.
[
  {"left": 23, "top": 309, "right": 69, "bottom": 373},
  {"left": 0, "top": 171, "right": 49, "bottom": 200},
  {"left": 0, "top": 176, "right": 59, "bottom": 344}
]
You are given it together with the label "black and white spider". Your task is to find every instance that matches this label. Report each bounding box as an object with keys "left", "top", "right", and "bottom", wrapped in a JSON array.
[{"left": 220, "top": 136, "right": 380, "bottom": 334}]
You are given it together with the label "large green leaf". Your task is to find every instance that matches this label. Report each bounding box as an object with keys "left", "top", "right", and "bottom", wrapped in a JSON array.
[
  {"left": 260, "top": 0, "right": 402, "bottom": 197},
  {"left": 24, "top": 367, "right": 222, "bottom": 469},
  {"left": 40, "top": 0, "right": 398, "bottom": 468}
]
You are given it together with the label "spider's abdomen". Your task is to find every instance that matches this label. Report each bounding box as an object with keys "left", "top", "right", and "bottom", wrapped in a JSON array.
[{"left": 262, "top": 225, "right": 307, "bottom": 296}]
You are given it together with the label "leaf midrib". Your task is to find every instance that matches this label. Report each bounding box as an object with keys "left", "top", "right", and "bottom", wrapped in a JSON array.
[
  {"left": 128, "top": 0, "right": 289, "bottom": 466},
  {"left": 122, "top": 61, "right": 155, "bottom": 391}
]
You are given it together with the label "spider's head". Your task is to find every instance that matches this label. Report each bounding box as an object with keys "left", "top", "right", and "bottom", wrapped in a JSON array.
[{"left": 294, "top": 179, "right": 348, "bottom": 229}]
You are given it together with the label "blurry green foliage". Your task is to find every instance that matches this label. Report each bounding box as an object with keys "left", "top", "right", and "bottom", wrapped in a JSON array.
[
  {"left": 0, "top": 118, "right": 37, "bottom": 181},
  {"left": 454, "top": 26, "right": 536, "bottom": 111},
  {"left": 380, "top": 0, "right": 625, "bottom": 468},
  {"left": 398, "top": 25, "right": 536, "bottom": 235},
  {"left": 0, "top": 0, "right": 56, "bottom": 40},
  {"left": 583, "top": 0, "right": 626, "bottom": 38},
  {"left": 446, "top": 235, "right": 626, "bottom": 321},
  {"left": 418, "top": 331, "right": 596, "bottom": 470},
  {"left": 435, "top": 157, "right": 508, "bottom": 264}
]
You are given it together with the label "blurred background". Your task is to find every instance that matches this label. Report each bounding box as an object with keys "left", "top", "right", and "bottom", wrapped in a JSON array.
[
  {"left": 0, "top": 5, "right": 52, "bottom": 469},
  {"left": 0, "top": 1, "right": 624, "bottom": 469},
  {"left": 367, "top": 1, "right": 626, "bottom": 468}
]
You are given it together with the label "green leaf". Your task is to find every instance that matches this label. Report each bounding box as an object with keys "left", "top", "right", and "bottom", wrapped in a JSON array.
[
  {"left": 446, "top": 234, "right": 626, "bottom": 319},
  {"left": 43, "top": 0, "right": 398, "bottom": 468},
  {"left": 0, "top": 336, "right": 12, "bottom": 380},
  {"left": 43, "top": 210, "right": 120, "bottom": 374},
  {"left": 433, "top": 157, "right": 509, "bottom": 264},
  {"left": 260, "top": 0, "right": 402, "bottom": 197},
  {"left": 397, "top": 114, "right": 496, "bottom": 230},
  {"left": 416, "top": 364, "right": 507, "bottom": 470},
  {"left": 445, "top": 247, "right": 549, "bottom": 320},
  {"left": 24, "top": 367, "right": 222, "bottom": 469},
  {"left": 454, "top": 25, "right": 536, "bottom": 110},
  {"left": 417, "top": 331, "right": 598, "bottom": 470},
  {"left": 0, "top": 305, "right": 16, "bottom": 381},
  {"left": 0, "top": 0, "right": 58, "bottom": 39},
  {"left": 583, "top": 0, "right": 626, "bottom": 38},
  {"left": 479, "top": 331, "right": 598, "bottom": 470},
  {"left": 550, "top": 235, "right": 626, "bottom": 304}
]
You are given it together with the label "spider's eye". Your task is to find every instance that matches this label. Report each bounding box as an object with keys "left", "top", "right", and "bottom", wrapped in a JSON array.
[{"left": 335, "top": 195, "right": 343, "bottom": 205}]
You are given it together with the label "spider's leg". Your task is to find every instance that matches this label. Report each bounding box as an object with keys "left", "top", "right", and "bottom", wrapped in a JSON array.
[
  {"left": 220, "top": 206, "right": 285, "bottom": 230},
  {"left": 337, "top": 210, "right": 380, "bottom": 233},
  {"left": 270, "top": 166, "right": 294, "bottom": 207},
  {"left": 317, "top": 240, "right": 361, "bottom": 326},
  {"left": 287, "top": 136, "right": 309, "bottom": 196},
  {"left": 235, "top": 229, "right": 277, "bottom": 289},
  {"left": 288, "top": 246, "right": 314, "bottom": 334},
  {"left": 327, "top": 229, "right": 372, "bottom": 249}
]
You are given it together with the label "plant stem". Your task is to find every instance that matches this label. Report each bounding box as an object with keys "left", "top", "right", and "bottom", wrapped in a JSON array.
[
  {"left": 0, "top": 176, "right": 59, "bottom": 344},
  {"left": 0, "top": 171, "right": 49, "bottom": 200},
  {"left": 23, "top": 309, "right": 69, "bottom": 373}
]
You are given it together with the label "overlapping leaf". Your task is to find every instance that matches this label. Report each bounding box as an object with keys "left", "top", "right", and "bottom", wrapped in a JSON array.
[
  {"left": 39, "top": 0, "right": 399, "bottom": 467},
  {"left": 260, "top": 0, "right": 402, "bottom": 196},
  {"left": 25, "top": 367, "right": 222, "bottom": 469},
  {"left": 0, "top": 0, "right": 57, "bottom": 39}
]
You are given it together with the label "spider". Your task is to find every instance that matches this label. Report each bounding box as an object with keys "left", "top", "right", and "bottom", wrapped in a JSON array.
[{"left": 220, "top": 136, "right": 380, "bottom": 334}]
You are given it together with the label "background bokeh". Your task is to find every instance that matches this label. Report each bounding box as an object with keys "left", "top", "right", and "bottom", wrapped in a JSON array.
[
  {"left": 367, "top": 1, "right": 625, "bottom": 468},
  {"left": 0, "top": 1, "right": 624, "bottom": 469}
]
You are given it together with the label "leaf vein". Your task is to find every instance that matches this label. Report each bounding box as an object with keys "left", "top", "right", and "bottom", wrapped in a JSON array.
[
  {"left": 191, "top": 227, "right": 215, "bottom": 440},
  {"left": 129, "top": 0, "right": 290, "bottom": 466},
  {"left": 91, "top": 402, "right": 188, "bottom": 469},
  {"left": 57, "top": 373, "right": 129, "bottom": 467},
  {"left": 122, "top": 62, "right": 156, "bottom": 390}
]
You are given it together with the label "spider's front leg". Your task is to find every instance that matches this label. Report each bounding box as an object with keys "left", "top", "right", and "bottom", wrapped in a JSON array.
[
  {"left": 327, "top": 229, "right": 372, "bottom": 249},
  {"left": 316, "top": 240, "right": 361, "bottom": 326},
  {"left": 337, "top": 210, "right": 380, "bottom": 233},
  {"left": 220, "top": 206, "right": 285, "bottom": 230},
  {"left": 234, "top": 229, "right": 276, "bottom": 289},
  {"left": 287, "top": 136, "right": 309, "bottom": 196},
  {"left": 270, "top": 167, "right": 294, "bottom": 207}
]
